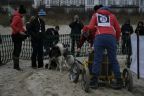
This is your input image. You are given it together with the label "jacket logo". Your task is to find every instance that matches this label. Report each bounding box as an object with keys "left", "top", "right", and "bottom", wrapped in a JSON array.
[{"left": 97, "top": 14, "right": 110, "bottom": 27}]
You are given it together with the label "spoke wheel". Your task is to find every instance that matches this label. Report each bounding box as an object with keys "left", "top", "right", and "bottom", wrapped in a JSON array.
[
  {"left": 122, "top": 68, "right": 133, "bottom": 91},
  {"left": 81, "top": 67, "right": 90, "bottom": 92},
  {"left": 69, "top": 62, "right": 80, "bottom": 83}
]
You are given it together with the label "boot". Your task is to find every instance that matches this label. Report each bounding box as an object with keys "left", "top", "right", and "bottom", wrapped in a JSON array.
[
  {"left": 90, "top": 75, "right": 98, "bottom": 89},
  {"left": 13, "top": 56, "right": 22, "bottom": 71},
  {"left": 0, "top": 60, "right": 4, "bottom": 66},
  {"left": 111, "top": 78, "right": 123, "bottom": 89}
]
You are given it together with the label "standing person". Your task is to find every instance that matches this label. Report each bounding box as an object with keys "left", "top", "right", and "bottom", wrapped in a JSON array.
[
  {"left": 87, "top": 6, "right": 122, "bottom": 89},
  {"left": 121, "top": 19, "right": 133, "bottom": 54},
  {"left": 69, "top": 15, "right": 84, "bottom": 55},
  {"left": 26, "top": 15, "right": 45, "bottom": 69},
  {"left": 135, "top": 21, "right": 144, "bottom": 36},
  {"left": 44, "top": 26, "right": 60, "bottom": 56},
  {"left": 10, "top": 5, "right": 27, "bottom": 70}
]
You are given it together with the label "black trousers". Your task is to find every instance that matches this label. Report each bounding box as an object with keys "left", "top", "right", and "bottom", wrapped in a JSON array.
[
  {"left": 12, "top": 35, "right": 22, "bottom": 58},
  {"left": 71, "top": 35, "right": 80, "bottom": 54},
  {"left": 31, "top": 39, "right": 44, "bottom": 67},
  {"left": 122, "top": 36, "right": 132, "bottom": 55},
  {"left": 122, "top": 35, "right": 132, "bottom": 67}
]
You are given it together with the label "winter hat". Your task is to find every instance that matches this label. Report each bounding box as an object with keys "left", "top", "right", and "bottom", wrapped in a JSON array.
[
  {"left": 100, "top": 6, "right": 110, "bottom": 10},
  {"left": 93, "top": 5, "right": 103, "bottom": 11},
  {"left": 18, "top": 5, "right": 26, "bottom": 14}
]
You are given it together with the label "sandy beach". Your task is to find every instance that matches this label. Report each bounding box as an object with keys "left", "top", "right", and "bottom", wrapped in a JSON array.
[
  {"left": 0, "top": 59, "right": 144, "bottom": 96},
  {"left": 0, "top": 25, "right": 144, "bottom": 96}
]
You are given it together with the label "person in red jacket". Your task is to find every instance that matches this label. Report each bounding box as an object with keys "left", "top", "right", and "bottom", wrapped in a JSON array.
[
  {"left": 11, "top": 5, "right": 27, "bottom": 70},
  {"left": 87, "top": 6, "right": 122, "bottom": 89}
]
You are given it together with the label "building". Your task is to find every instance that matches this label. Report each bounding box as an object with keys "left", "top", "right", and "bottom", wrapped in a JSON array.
[
  {"left": 33, "top": 0, "right": 142, "bottom": 8},
  {"left": 33, "top": 0, "right": 85, "bottom": 8},
  {"left": 139, "top": 0, "right": 144, "bottom": 8},
  {"left": 85, "top": 0, "right": 99, "bottom": 7}
]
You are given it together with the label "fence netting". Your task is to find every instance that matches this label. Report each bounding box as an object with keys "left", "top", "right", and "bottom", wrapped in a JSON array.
[{"left": 0, "top": 34, "right": 125, "bottom": 64}]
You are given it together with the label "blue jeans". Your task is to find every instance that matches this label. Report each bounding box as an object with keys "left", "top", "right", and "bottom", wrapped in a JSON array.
[{"left": 92, "top": 34, "right": 121, "bottom": 79}]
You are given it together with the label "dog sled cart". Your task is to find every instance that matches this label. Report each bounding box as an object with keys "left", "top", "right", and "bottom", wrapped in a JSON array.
[{"left": 69, "top": 48, "right": 133, "bottom": 92}]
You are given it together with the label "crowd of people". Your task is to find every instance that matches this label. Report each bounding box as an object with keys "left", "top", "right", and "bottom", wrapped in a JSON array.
[{"left": 0, "top": 4, "right": 144, "bottom": 90}]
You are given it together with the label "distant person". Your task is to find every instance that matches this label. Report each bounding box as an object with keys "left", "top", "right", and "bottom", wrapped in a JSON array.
[
  {"left": 44, "top": 26, "right": 60, "bottom": 56},
  {"left": 10, "top": 5, "right": 27, "bottom": 71},
  {"left": 121, "top": 19, "right": 133, "bottom": 54},
  {"left": 135, "top": 21, "right": 144, "bottom": 36},
  {"left": 26, "top": 15, "right": 45, "bottom": 69},
  {"left": 69, "top": 15, "right": 84, "bottom": 55}
]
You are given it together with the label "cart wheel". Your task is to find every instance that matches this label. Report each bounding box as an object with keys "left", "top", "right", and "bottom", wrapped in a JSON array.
[
  {"left": 69, "top": 62, "right": 80, "bottom": 83},
  {"left": 81, "top": 67, "right": 90, "bottom": 92},
  {"left": 122, "top": 68, "right": 133, "bottom": 91}
]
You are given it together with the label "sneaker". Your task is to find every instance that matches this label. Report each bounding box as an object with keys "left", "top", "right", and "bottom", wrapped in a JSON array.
[{"left": 111, "top": 78, "right": 123, "bottom": 89}]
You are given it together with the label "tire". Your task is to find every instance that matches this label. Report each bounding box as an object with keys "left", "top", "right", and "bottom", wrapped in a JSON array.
[
  {"left": 69, "top": 61, "right": 81, "bottom": 83},
  {"left": 81, "top": 67, "right": 90, "bottom": 92},
  {"left": 122, "top": 68, "right": 133, "bottom": 91}
]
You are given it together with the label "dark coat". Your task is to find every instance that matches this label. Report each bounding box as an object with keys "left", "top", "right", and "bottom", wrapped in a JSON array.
[
  {"left": 26, "top": 16, "right": 45, "bottom": 41},
  {"left": 121, "top": 24, "right": 133, "bottom": 36},
  {"left": 69, "top": 21, "right": 84, "bottom": 36},
  {"left": 135, "top": 26, "right": 144, "bottom": 36}
]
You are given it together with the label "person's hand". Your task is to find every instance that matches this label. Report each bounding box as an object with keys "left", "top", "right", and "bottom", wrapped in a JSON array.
[
  {"left": 76, "top": 48, "right": 80, "bottom": 57},
  {"left": 87, "top": 47, "right": 94, "bottom": 53},
  {"left": 91, "top": 47, "right": 94, "bottom": 51},
  {"left": 20, "top": 32, "right": 26, "bottom": 35},
  {"left": 77, "top": 48, "right": 81, "bottom": 53}
]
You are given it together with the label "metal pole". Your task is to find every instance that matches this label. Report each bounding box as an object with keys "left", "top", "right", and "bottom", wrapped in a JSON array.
[
  {"left": 137, "top": 32, "right": 140, "bottom": 79},
  {"left": 8, "top": 0, "right": 11, "bottom": 16},
  {"left": 59, "top": 0, "right": 61, "bottom": 7}
]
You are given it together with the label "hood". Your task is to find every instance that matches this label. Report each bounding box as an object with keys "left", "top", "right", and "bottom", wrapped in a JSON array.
[{"left": 97, "top": 9, "right": 111, "bottom": 15}]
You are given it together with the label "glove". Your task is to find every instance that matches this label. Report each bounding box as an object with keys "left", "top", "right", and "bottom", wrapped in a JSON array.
[{"left": 19, "top": 32, "right": 26, "bottom": 35}]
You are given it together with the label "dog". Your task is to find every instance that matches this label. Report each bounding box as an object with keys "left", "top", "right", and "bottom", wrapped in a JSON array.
[{"left": 45, "top": 43, "right": 70, "bottom": 72}]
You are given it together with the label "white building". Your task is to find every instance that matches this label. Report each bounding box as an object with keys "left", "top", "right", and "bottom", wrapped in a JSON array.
[
  {"left": 85, "top": 0, "right": 99, "bottom": 7},
  {"left": 139, "top": 0, "right": 144, "bottom": 8},
  {"left": 33, "top": 0, "right": 85, "bottom": 8},
  {"left": 33, "top": 0, "right": 141, "bottom": 8}
]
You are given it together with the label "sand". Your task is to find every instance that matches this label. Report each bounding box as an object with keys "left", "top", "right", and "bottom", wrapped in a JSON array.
[
  {"left": 0, "top": 60, "right": 144, "bottom": 96},
  {"left": 0, "top": 25, "right": 144, "bottom": 96}
]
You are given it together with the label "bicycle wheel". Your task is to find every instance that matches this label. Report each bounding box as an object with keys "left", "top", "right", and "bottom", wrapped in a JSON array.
[
  {"left": 81, "top": 66, "right": 90, "bottom": 92},
  {"left": 122, "top": 68, "right": 133, "bottom": 91},
  {"left": 69, "top": 60, "right": 81, "bottom": 83}
]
